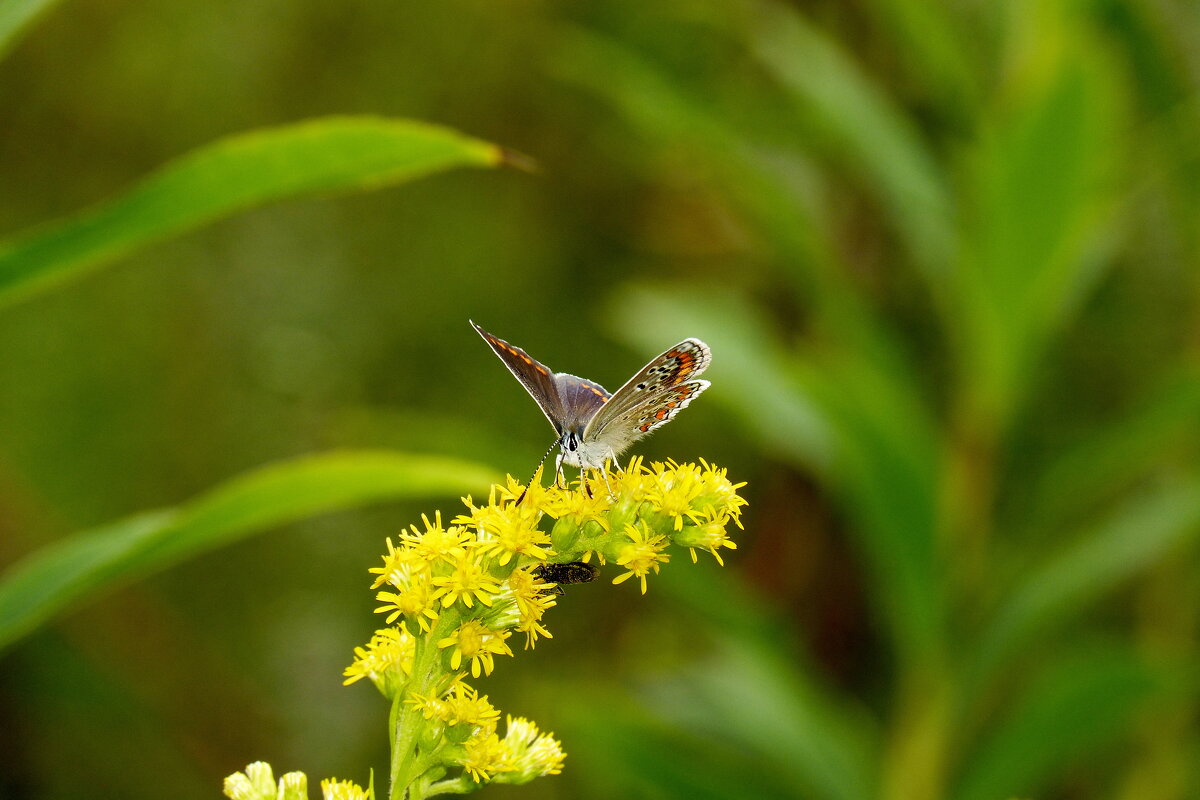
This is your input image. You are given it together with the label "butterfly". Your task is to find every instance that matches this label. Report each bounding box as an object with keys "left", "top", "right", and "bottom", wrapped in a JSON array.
[{"left": 471, "top": 320, "right": 711, "bottom": 491}]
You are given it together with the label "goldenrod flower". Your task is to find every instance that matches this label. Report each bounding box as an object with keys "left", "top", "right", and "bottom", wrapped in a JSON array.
[
  {"left": 368, "top": 536, "right": 428, "bottom": 590},
  {"left": 610, "top": 455, "right": 652, "bottom": 495},
  {"left": 612, "top": 522, "right": 670, "bottom": 594},
  {"left": 675, "top": 507, "right": 739, "bottom": 566},
  {"left": 431, "top": 550, "right": 502, "bottom": 608},
  {"left": 643, "top": 460, "right": 707, "bottom": 530},
  {"left": 319, "top": 777, "right": 369, "bottom": 800},
  {"left": 438, "top": 620, "right": 513, "bottom": 677},
  {"left": 400, "top": 511, "right": 473, "bottom": 563},
  {"left": 442, "top": 682, "right": 502, "bottom": 729},
  {"left": 279, "top": 772, "right": 308, "bottom": 800},
  {"left": 461, "top": 730, "right": 513, "bottom": 782},
  {"left": 456, "top": 485, "right": 550, "bottom": 565},
  {"left": 541, "top": 482, "right": 613, "bottom": 531},
  {"left": 696, "top": 458, "right": 749, "bottom": 526},
  {"left": 409, "top": 681, "right": 501, "bottom": 731},
  {"left": 223, "top": 762, "right": 276, "bottom": 800},
  {"left": 343, "top": 627, "right": 414, "bottom": 696},
  {"left": 498, "top": 716, "right": 567, "bottom": 780},
  {"left": 223, "top": 763, "right": 308, "bottom": 800},
  {"left": 374, "top": 579, "right": 439, "bottom": 630},
  {"left": 473, "top": 508, "right": 553, "bottom": 566},
  {"left": 493, "top": 470, "right": 550, "bottom": 508},
  {"left": 456, "top": 482, "right": 541, "bottom": 533},
  {"left": 504, "top": 567, "right": 556, "bottom": 648}
]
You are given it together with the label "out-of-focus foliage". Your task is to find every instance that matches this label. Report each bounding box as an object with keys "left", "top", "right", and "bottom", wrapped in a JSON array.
[
  {"left": 0, "top": 117, "right": 505, "bottom": 307},
  {"left": 0, "top": 0, "right": 1196, "bottom": 799},
  {"left": 0, "top": 451, "right": 498, "bottom": 651}
]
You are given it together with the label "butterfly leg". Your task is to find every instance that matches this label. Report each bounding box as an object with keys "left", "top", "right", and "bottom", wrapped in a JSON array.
[
  {"left": 599, "top": 462, "right": 616, "bottom": 499},
  {"left": 598, "top": 449, "right": 621, "bottom": 498},
  {"left": 553, "top": 453, "right": 566, "bottom": 489}
]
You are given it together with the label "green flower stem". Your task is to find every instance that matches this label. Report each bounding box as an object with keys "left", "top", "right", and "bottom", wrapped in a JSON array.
[
  {"left": 424, "top": 776, "right": 474, "bottom": 796},
  {"left": 389, "top": 613, "right": 459, "bottom": 800},
  {"left": 409, "top": 744, "right": 454, "bottom": 800},
  {"left": 880, "top": 667, "right": 951, "bottom": 800}
]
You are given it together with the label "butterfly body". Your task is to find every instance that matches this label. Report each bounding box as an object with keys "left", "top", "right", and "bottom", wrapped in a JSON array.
[{"left": 471, "top": 321, "right": 710, "bottom": 476}]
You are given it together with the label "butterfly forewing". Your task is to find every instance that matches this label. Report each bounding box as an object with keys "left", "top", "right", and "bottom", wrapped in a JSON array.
[
  {"left": 583, "top": 338, "right": 711, "bottom": 439},
  {"left": 471, "top": 321, "right": 567, "bottom": 434}
]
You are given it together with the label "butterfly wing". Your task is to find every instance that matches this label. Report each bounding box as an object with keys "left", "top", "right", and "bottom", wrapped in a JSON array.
[
  {"left": 553, "top": 373, "right": 611, "bottom": 434},
  {"left": 471, "top": 321, "right": 567, "bottom": 434},
  {"left": 583, "top": 380, "right": 710, "bottom": 458},
  {"left": 583, "top": 338, "right": 711, "bottom": 452}
]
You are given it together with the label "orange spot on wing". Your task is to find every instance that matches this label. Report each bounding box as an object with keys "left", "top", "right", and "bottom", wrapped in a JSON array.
[{"left": 655, "top": 409, "right": 668, "bottom": 420}]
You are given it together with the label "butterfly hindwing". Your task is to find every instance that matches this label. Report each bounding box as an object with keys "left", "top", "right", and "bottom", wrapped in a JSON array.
[
  {"left": 584, "top": 379, "right": 710, "bottom": 456},
  {"left": 584, "top": 338, "right": 711, "bottom": 440},
  {"left": 471, "top": 321, "right": 567, "bottom": 434}
]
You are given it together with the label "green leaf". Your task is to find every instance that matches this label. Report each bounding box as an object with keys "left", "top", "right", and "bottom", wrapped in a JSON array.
[
  {"left": 808, "top": 353, "right": 943, "bottom": 665},
  {"left": 560, "top": 695, "right": 793, "bottom": 800},
  {"left": 546, "top": 24, "right": 835, "bottom": 274},
  {"left": 0, "top": 116, "right": 504, "bottom": 308},
  {"left": 972, "top": 478, "right": 1200, "bottom": 693},
  {"left": 0, "top": 450, "right": 499, "bottom": 652},
  {"left": 750, "top": 1, "right": 956, "bottom": 282},
  {"left": 954, "top": 646, "right": 1159, "bottom": 800},
  {"left": 955, "top": 35, "right": 1124, "bottom": 430},
  {"left": 858, "top": 0, "right": 982, "bottom": 119},
  {"left": 0, "top": 0, "right": 59, "bottom": 59},
  {"left": 653, "top": 566, "right": 880, "bottom": 800},
  {"left": 1021, "top": 366, "right": 1200, "bottom": 535}
]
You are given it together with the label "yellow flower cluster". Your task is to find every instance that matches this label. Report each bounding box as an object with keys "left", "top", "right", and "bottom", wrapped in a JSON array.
[
  {"left": 224, "top": 762, "right": 365, "bottom": 800},
  {"left": 357, "top": 459, "right": 744, "bottom": 682},
  {"left": 227, "top": 459, "right": 745, "bottom": 799}
]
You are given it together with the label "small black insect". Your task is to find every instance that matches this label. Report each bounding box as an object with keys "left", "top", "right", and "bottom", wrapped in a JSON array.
[{"left": 533, "top": 561, "right": 601, "bottom": 591}]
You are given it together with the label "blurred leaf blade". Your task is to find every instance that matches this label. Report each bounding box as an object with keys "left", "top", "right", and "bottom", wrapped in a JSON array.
[
  {"left": 561, "top": 695, "right": 794, "bottom": 800},
  {"left": 545, "top": 22, "right": 836, "bottom": 278},
  {"left": 1022, "top": 366, "right": 1200, "bottom": 534},
  {"left": 0, "top": 450, "right": 499, "bottom": 652},
  {"left": 0, "top": 0, "right": 59, "bottom": 59},
  {"left": 653, "top": 565, "right": 880, "bottom": 800},
  {"left": 813, "top": 357, "right": 942, "bottom": 663},
  {"left": 0, "top": 116, "right": 504, "bottom": 308},
  {"left": 955, "top": 647, "right": 1159, "bottom": 800},
  {"left": 750, "top": 0, "right": 956, "bottom": 280},
  {"left": 956, "top": 35, "right": 1124, "bottom": 428},
  {"left": 860, "top": 0, "right": 982, "bottom": 118},
  {"left": 973, "top": 477, "right": 1200, "bottom": 691}
]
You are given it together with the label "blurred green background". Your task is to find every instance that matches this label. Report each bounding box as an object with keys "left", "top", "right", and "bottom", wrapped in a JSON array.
[{"left": 1, "top": 0, "right": 1198, "bottom": 798}]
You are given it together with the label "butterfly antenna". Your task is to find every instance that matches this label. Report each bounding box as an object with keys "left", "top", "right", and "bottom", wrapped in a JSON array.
[{"left": 517, "top": 437, "right": 560, "bottom": 504}]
